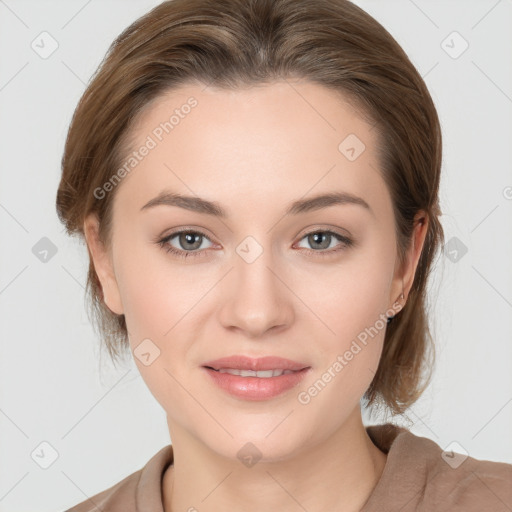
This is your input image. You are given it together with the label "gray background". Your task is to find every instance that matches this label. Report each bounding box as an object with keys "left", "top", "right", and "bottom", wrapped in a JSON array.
[{"left": 0, "top": 0, "right": 511, "bottom": 510}]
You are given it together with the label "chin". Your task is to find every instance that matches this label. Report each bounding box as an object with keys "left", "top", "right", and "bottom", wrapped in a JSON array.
[{"left": 207, "top": 417, "right": 313, "bottom": 465}]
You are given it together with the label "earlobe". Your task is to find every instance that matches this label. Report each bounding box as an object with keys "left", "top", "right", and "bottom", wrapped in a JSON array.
[{"left": 83, "top": 213, "right": 124, "bottom": 316}]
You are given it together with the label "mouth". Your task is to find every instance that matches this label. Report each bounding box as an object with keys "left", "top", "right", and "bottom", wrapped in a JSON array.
[
  {"left": 201, "top": 355, "right": 311, "bottom": 400},
  {"left": 202, "top": 355, "right": 309, "bottom": 372},
  {"left": 204, "top": 367, "right": 300, "bottom": 377}
]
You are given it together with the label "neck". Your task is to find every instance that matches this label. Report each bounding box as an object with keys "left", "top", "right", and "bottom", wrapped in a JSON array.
[{"left": 162, "top": 407, "right": 387, "bottom": 512}]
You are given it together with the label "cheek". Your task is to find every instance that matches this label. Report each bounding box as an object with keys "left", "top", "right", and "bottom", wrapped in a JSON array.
[
  {"left": 114, "top": 239, "right": 201, "bottom": 341},
  {"left": 293, "top": 239, "right": 394, "bottom": 405},
  {"left": 119, "top": 271, "right": 173, "bottom": 345},
  {"left": 116, "top": 257, "right": 197, "bottom": 413},
  {"left": 300, "top": 246, "right": 393, "bottom": 346},
  {"left": 114, "top": 245, "right": 217, "bottom": 381},
  {"left": 295, "top": 262, "right": 391, "bottom": 423}
]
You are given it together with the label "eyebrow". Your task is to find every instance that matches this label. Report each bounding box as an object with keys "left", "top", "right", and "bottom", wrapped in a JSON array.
[{"left": 140, "top": 190, "right": 373, "bottom": 217}]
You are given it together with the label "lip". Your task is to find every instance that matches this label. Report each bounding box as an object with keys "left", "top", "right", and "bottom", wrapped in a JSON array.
[
  {"left": 202, "top": 355, "right": 309, "bottom": 372},
  {"left": 202, "top": 367, "right": 310, "bottom": 401},
  {"left": 202, "top": 355, "right": 311, "bottom": 401}
]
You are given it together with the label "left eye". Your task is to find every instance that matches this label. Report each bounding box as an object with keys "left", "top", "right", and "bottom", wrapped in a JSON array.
[
  {"left": 295, "top": 231, "right": 353, "bottom": 252},
  {"left": 157, "top": 229, "right": 353, "bottom": 259}
]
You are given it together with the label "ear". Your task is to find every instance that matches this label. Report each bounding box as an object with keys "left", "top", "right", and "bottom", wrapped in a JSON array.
[
  {"left": 83, "top": 212, "right": 124, "bottom": 315},
  {"left": 390, "top": 211, "right": 429, "bottom": 308}
]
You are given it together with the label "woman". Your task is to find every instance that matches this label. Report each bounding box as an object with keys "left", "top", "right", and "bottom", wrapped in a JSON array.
[{"left": 56, "top": 0, "right": 512, "bottom": 510}]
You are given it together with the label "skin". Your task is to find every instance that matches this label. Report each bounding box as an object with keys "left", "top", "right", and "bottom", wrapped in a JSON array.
[{"left": 84, "top": 80, "right": 428, "bottom": 512}]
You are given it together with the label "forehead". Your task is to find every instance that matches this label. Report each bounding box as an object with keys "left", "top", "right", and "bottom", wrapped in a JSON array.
[{"left": 113, "top": 80, "right": 389, "bottom": 221}]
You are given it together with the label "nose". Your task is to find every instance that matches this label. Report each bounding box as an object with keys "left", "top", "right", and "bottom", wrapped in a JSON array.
[{"left": 217, "top": 246, "right": 294, "bottom": 338}]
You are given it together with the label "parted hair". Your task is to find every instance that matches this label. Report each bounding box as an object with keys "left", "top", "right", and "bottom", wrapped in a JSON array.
[{"left": 56, "top": 0, "right": 444, "bottom": 415}]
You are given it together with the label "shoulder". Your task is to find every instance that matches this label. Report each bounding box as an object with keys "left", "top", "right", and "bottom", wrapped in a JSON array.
[
  {"left": 63, "top": 444, "right": 174, "bottom": 512},
  {"left": 365, "top": 423, "right": 512, "bottom": 511},
  {"left": 426, "top": 446, "right": 512, "bottom": 510},
  {"left": 63, "top": 470, "right": 142, "bottom": 512}
]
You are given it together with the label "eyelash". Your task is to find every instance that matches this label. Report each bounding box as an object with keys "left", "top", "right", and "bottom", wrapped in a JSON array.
[{"left": 156, "top": 228, "right": 354, "bottom": 260}]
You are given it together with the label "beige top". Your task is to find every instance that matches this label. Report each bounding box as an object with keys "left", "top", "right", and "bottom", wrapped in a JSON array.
[{"left": 64, "top": 423, "right": 512, "bottom": 511}]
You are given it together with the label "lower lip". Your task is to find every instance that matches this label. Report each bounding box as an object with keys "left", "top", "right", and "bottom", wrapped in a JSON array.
[{"left": 202, "top": 367, "right": 310, "bottom": 400}]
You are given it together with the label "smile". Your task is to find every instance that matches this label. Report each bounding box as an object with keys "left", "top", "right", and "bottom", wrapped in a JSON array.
[
  {"left": 203, "top": 366, "right": 310, "bottom": 400},
  {"left": 209, "top": 368, "right": 297, "bottom": 378}
]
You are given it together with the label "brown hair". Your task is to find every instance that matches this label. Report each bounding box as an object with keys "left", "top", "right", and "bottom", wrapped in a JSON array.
[{"left": 56, "top": 0, "right": 444, "bottom": 415}]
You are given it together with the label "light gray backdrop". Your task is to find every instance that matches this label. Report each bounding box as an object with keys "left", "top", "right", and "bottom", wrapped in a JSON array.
[{"left": 0, "top": 0, "right": 511, "bottom": 511}]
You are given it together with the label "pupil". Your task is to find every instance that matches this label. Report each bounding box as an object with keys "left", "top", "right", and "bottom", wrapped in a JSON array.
[
  {"left": 182, "top": 233, "right": 200, "bottom": 249},
  {"left": 311, "top": 232, "right": 328, "bottom": 249}
]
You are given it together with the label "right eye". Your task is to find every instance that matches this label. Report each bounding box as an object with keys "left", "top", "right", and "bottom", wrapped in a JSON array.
[{"left": 157, "top": 229, "right": 214, "bottom": 259}]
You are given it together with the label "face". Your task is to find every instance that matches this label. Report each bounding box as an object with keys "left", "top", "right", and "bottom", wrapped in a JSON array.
[{"left": 85, "top": 80, "right": 426, "bottom": 462}]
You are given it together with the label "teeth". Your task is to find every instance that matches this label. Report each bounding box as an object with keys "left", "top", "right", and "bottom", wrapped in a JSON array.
[{"left": 217, "top": 368, "right": 296, "bottom": 377}]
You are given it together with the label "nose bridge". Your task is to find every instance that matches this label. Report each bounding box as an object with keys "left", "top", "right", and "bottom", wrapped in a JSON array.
[{"left": 218, "top": 233, "right": 292, "bottom": 336}]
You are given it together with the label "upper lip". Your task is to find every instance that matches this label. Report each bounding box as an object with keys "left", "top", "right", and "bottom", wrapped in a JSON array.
[{"left": 202, "top": 355, "right": 310, "bottom": 372}]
